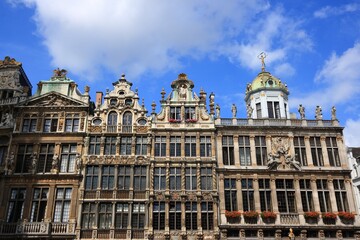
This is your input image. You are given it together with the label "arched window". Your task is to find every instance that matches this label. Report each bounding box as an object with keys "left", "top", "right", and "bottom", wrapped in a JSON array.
[
  {"left": 122, "top": 112, "right": 132, "bottom": 133},
  {"left": 107, "top": 112, "right": 118, "bottom": 132}
]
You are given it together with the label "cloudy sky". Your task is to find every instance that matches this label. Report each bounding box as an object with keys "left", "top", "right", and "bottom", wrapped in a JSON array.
[{"left": 1, "top": 0, "right": 360, "bottom": 146}]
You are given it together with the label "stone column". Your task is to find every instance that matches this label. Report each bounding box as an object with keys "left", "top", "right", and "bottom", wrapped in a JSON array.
[
  {"left": 310, "top": 175, "right": 321, "bottom": 212},
  {"left": 181, "top": 133, "right": 185, "bottom": 157},
  {"left": 216, "top": 134, "right": 223, "bottom": 168},
  {"left": 211, "top": 133, "right": 216, "bottom": 159},
  {"left": 320, "top": 136, "right": 330, "bottom": 166},
  {"left": 304, "top": 136, "right": 314, "bottom": 166},
  {"left": 294, "top": 176, "right": 305, "bottom": 224},
  {"left": 337, "top": 135, "right": 348, "bottom": 168},
  {"left": 270, "top": 175, "right": 279, "bottom": 213},
  {"left": 45, "top": 184, "right": 56, "bottom": 221},
  {"left": 253, "top": 176, "right": 261, "bottom": 211},
  {"left": 165, "top": 198, "right": 170, "bottom": 231},
  {"left": 196, "top": 132, "right": 200, "bottom": 157},
  {"left": 344, "top": 177, "right": 356, "bottom": 212},
  {"left": 236, "top": 175, "right": 243, "bottom": 212},
  {"left": 327, "top": 178, "right": 338, "bottom": 212},
  {"left": 233, "top": 135, "right": 240, "bottom": 167},
  {"left": 166, "top": 133, "right": 170, "bottom": 157},
  {"left": 218, "top": 173, "right": 226, "bottom": 224},
  {"left": 249, "top": 135, "right": 257, "bottom": 167}
]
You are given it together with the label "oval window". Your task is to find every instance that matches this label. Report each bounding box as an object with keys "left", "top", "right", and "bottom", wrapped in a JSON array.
[
  {"left": 93, "top": 118, "right": 102, "bottom": 126},
  {"left": 138, "top": 119, "right": 147, "bottom": 125}
]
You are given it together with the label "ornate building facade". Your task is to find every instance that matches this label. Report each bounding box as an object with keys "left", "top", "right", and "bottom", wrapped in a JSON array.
[{"left": 0, "top": 56, "right": 359, "bottom": 239}]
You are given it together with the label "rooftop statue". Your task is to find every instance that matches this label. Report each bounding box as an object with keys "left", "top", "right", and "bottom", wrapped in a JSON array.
[{"left": 298, "top": 104, "right": 305, "bottom": 119}]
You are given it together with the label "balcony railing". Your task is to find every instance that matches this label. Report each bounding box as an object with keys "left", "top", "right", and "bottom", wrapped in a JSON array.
[
  {"left": 0, "top": 221, "right": 75, "bottom": 237},
  {"left": 280, "top": 213, "right": 300, "bottom": 224},
  {"left": 217, "top": 118, "right": 339, "bottom": 127}
]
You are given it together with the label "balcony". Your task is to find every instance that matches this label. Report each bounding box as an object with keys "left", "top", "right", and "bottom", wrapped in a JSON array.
[
  {"left": 0, "top": 221, "right": 75, "bottom": 237},
  {"left": 279, "top": 213, "right": 300, "bottom": 224}
]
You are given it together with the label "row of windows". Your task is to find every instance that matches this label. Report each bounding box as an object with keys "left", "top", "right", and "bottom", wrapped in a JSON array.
[
  {"left": 223, "top": 136, "right": 340, "bottom": 167},
  {"left": 15, "top": 144, "right": 77, "bottom": 174},
  {"left": 225, "top": 178, "right": 349, "bottom": 213},
  {"left": 170, "top": 106, "right": 196, "bottom": 120},
  {"left": 22, "top": 115, "right": 80, "bottom": 133},
  {"left": 88, "top": 136, "right": 148, "bottom": 155},
  {"left": 7, "top": 187, "right": 71, "bottom": 223},
  {"left": 85, "top": 165, "right": 213, "bottom": 191},
  {"left": 155, "top": 136, "right": 211, "bottom": 157}
]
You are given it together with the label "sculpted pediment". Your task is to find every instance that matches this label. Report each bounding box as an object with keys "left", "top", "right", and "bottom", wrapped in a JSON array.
[{"left": 25, "top": 92, "right": 88, "bottom": 107}]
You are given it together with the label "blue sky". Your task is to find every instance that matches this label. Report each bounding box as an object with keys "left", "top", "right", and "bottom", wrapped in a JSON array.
[{"left": 1, "top": 0, "right": 360, "bottom": 146}]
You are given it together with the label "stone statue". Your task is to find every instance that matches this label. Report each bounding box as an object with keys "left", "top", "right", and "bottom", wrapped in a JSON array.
[
  {"left": 0, "top": 112, "right": 12, "bottom": 127},
  {"left": 298, "top": 104, "right": 305, "bottom": 119},
  {"left": 246, "top": 83, "right": 252, "bottom": 92},
  {"left": 231, "top": 104, "right": 237, "bottom": 118},
  {"left": 76, "top": 153, "right": 82, "bottom": 174},
  {"left": 247, "top": 104, "right": 253, "bottom": 118},
  {"left": 216, "top": 104, "right": 220, "bottom": 118},
  {"left": 178, "top": 84, "right": 187, "bottom": 99},
  {"left": 315, "top": 106, "right": 323, "bottom": 120},
  {"left": 209, "top": 92, "right": 215, "bottom": 104},
  {"left": 6, "top": 152, "right": 15, "bottom": 174},
  {"left": 331, "top": 106, "right": 337, "bottom": 120},
  {"left": 52, "top": 154, "right": 59, "bottom": 170},
  {"left": 53, "top": 68, "right": 67, "bottom": 77}
]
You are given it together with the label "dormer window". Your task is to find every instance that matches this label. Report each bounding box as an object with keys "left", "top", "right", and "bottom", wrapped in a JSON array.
[
  {"left": 185, "top": 107, "right": 196, "bottom": 120},
  {"left": 170, "top": 107, "right": 181, "bottom": 120},
  {"left": 93, "top": 118, "right": 102, "bottom": 126},
  {"left": 125, "top": 99, "right": 132, "bottom": 106},
  {"left": 267, "top": 101, "right": 280, "bottom": 119},
  {"left": 110, "top": 99, "right": 117, "bottom": 106}
]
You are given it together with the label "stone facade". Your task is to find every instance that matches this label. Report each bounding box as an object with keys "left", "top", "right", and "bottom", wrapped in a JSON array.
[{"left": 0, "top": 56, "right": 359, "bottom": 239}]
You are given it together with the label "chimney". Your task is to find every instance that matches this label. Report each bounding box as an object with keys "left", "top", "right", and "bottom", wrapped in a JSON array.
[{"left": 96, "top": 91, "right": 103, "bottom": 107}]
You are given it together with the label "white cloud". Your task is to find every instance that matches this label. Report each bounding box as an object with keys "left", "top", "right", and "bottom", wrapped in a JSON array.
[
  {"left": 9, "top": 0, "right": 310, "bottom": 81},
  {"left": 314, "top": 3, "right": 360, "bottom": 18},
  {"left": 290, "top": 42, "right": 360, "bottom": 112},
  {"left": 344, "top": 118, "right": 360, "bottom": 147}
]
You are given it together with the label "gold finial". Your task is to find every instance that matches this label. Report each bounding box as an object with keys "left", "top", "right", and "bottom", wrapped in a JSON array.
[{"left": 258, "top": 52, "right": 267, "bottom": 72}]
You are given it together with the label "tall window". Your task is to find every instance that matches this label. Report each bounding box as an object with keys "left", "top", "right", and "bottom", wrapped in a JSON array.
[
  {"left": 101, "top": 165, "right": 115, "bottom": 190},
  {"left": 170, "top": 167, "right": 181, "bottom": 190},
  {"left": 122, "top": 111, "right": 132, "bottom": 133},
  {"left": 0, "top": 145, "right": 7, "bottom": 166},
  {"left": 224, "top": 178, "right": 237, "bottom": 211},
  {"left": 294, "top": 137, "right": 307, "bottom": 166},
  {"left": 242, "top": 179, "right": 254, "bottom": 211},
  {"left": 334, "top": 179, "right": 349, "bottom": 212},
  {"left": 185, "top": 202, "right": 197, "bottom": 230},
  {"left": 185, "top": 107, "right": 196, "bottom": 120},
  {"left": 60, "top": 144, "right": 77, "bottom": 173},
  {"left": 276, "top": 179, "right": 296, "bottom": 213},
  {"left": 300, "top": 179, "right": 314, "bottom": 212},
  {"left": 255, "top": 136, "right": 267, "bottom": 166},
  {"left": 317, "top": 179, "right": 331, "bottom": 212},
  {"left": 15, "top": 144, "right": 33, "bottom": 173},
  {"left": 107, "top": 112, "right": 118, "bottom": 132},
  {"left": 6, "top": 188, "right": 26, "bottom": 222},
  {"left": 154, "top": 167, "right": 166, "bottom": 190},
  {"left": 37, "top": 144, "right": 54, "bottom": 173},
  {"left": 82, "top": 203, "right": 96, "bottom": 229},
  {"left": 118, "top": 165, "right": 131, "bottom": 190},
  {"left": 99, "top": 203, "right": 112, "bottom": 229},
  {"left": 154, "top": 136, "right": 166, "bottom": 157},
  {"left": 267, "top": 101, "right": 280, "bottom": 119},
  {"left": 30, "top": 188, "right": 49, "bottom": 222},
  {"left": 153, "top": 202, "right": 165, "bottom": 230},
  {"left": 131, "top": 203, "right": 145, "bottom": 229},
  {"left": 185, "top": 136, "right": 196, "bottom": 157},
  {"left": 22, "top": 118, "right": 37, "bottom": 132},
  {"left": 201, "top": 202, "right": 213, "bottom": 230},
  {"left": 239, "top": 136, "right": 251, "bottom": 166},
  {"left": 201, "top": 167, "right": 212, "bottom": 190},
  {"left": 200, "top": 136, "right": 211, "bottom": 157},
  {"left": 104, "top": 136, "right": 117, "bottom": 155},
  {"left": 259, "top": 179, "right": 271, "bottom": 211},
  {"left": 170, "top": 107, "right": 181, "bottom": 120},
  {"left": 170, "top": 136, "right": 181, "bottom": 157},
  {"left": 53, "top": 188, "right": 72, "bottom": 222},
  {"left": 88, "top": 136, "right": 101, "bottom": 155},
  {"left": 310, "top": 137, "right": 324, "bottom": 166},
  {"left": 169, "top": 202, "right": 181, "bottom": 230},
  {"left": 133, "top": 166, "right": 146, "bottom": 191},
  {"left": 65, "top": 114, "right": 80, "bottom": 132},
  {"left": 85, "top": 166, "right": 99, "bottom": 190},
  {"left": 136, "top": 136, "right": 147, "bottom": 155},
  {"left": 326, "top": 137, "right": 340, "bottom": 167},
  {"left": 120, "top": 137, "right": 132, "bottom": 155},
  {"left": 43, "top": 115, "right": 58, "bottom": 132},
  {"left": 115, "top": 203, "right": 129, "bottom": 229},
  {"left": 186, "top": 167, "right": 197, "bottom": 190},
  {"left": 222, "top": 136, "right": 234, "bottom": 165},
  {"left": 37, "top": 144, "right": 55, "bottom": 173},
  {"left": 256, "top": 103, "right": 262, "bottom": 118}
]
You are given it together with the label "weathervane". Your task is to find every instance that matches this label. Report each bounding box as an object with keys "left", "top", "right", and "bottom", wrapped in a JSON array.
[{"left": 258, "top": 52, "right": 267, "bottom": 72}]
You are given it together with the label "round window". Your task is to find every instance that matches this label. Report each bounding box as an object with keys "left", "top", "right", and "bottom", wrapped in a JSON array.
[
  {"left": 93, "top": 118, "right": 102, "bottom": 126},
  {"left": 138, "top": 119, "right": 147, "bottom": 125}
]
